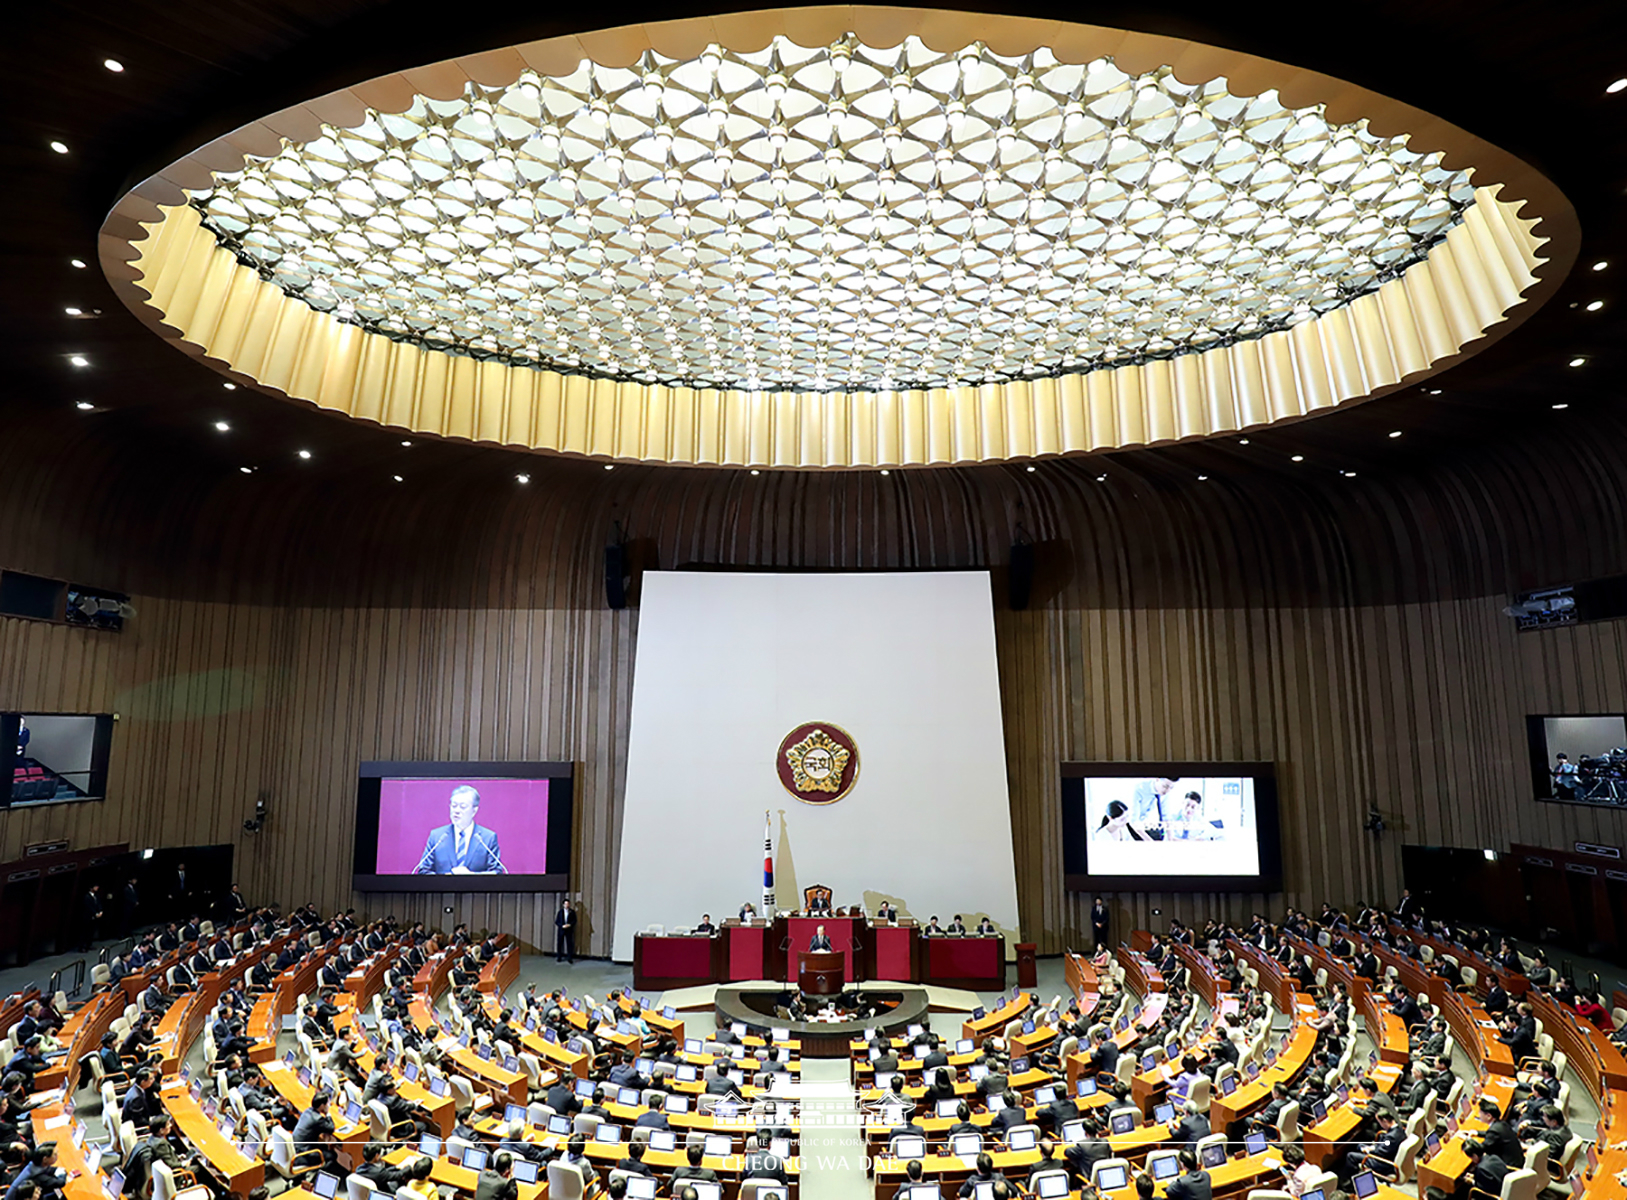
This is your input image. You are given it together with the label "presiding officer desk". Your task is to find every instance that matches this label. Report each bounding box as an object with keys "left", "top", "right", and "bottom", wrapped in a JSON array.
[{"left": 634, "top": 912, "right": 1006, "bottom": 992}]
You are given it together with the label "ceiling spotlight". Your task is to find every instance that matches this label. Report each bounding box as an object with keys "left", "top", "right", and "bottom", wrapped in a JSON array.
[
  {"left": 1569, "top": 357, "right": 1587, "bottom": 367},
  {"left": 515, "top": 473, "right": 530, "bottom": 484},
  {"left": 297, "top": 449, "right": 312, "bottom": 460},
  {"left": 879, "top": 469, "right": 891, "bottom": 476},
  {"left": 400, "top": 440, "right": 412, "bottom": 447},
  {"left": 238, "top": 466, "right": 253, "bottom": 474},
  {"left": 1291, "top": 454, "right": 1305, "bottom": 462},
  {"left": 1425, "top": 388, "right": 1442, "bottom": 395},
  {"left": 69, "top": 258, "right": 86, "bottom": 269},
  {"left": 1197, "top": 474, "right": 1209, "bottom": 481},
  {"left": 1026, "top": 465, "right": 1037, "bottom": 473},
  {"left": 1553, "top": 403, "right": 1569, "bottom": 410},
  {"left": 103, "top": 58, "right": 125, "bottom": 73},
  {"left": 1593, "top": 261, "right": 1609, "bottom": 271},
  {"left": 69, "top": 355, "right": 88, "bottom": 367},
  {"left": 75, "top": 400, "right": 94, "bottom": 411},
  {"left": 1095, "top": 474, "right": 1107, "bottom": 482},
  {"left": 1609, "top": 79, "right": 1627, "bottom": 94},
  {"left": 1238, "top": 438, "right": 1250, "bottom": 445},
  {"left": 49, "top": 141, "right": 69, "bottom": 155},
  {"left": 214, "top": 420, "right": 230, "bottom": 432},
  {"left": 392, "top": 474, "right": 403, "bottom": 482},
  {"left": 1389, "top": 430, "right": 1403, "bottom": 438},
  {"left": 1586, "top": 300, "right": 1604, "bottom": 312},
  {"left": 749, "top": 469, "right": 760, "bottom": 476},
  {"left": 223, "top": 382, "right": 237, "bottom": 390},
  {"left": 64, "top": 307, "right": 81, "bottom": 316}
]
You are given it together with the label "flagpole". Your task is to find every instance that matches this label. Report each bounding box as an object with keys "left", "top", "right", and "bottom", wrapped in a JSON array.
[{"left": 762, "top": 809, "right": 776, "bottom": 915}]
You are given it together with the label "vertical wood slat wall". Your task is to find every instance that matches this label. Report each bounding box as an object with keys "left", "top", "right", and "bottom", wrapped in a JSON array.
[{"left": 4, "top": 418, "right": 1627, "bottom": 957}]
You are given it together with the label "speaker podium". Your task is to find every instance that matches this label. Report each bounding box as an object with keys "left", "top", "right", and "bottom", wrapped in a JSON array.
[{"left": 797, "top": 950, "right": 845, "bottom": 996}]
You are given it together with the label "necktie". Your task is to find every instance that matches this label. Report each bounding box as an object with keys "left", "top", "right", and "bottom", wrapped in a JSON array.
[{"left": 456, "top": 830, "right": 467, "bottom": 863}]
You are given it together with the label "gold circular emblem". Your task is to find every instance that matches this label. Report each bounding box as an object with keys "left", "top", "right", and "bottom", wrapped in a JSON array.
[{"left": 777, "top": 723, "right": 860, "bottom": 804}]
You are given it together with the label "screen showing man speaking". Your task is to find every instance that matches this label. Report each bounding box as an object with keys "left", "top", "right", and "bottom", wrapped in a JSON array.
[{"left": 353, "top": 761, "right": 573, "bottom": 891}]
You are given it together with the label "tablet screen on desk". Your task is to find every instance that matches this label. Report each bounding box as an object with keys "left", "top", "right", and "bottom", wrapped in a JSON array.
[
  {"left": 685, "top": 1039, "right": 703, "bottom": 1053},
  {"left": 1008, "top": 1128, "right": 1038, "bottom": 1151},
  {"left": 1200, "top": 1144, "right": 1226, "bottom": 1168},
  {"left": 1351, "top": 1172, "right": 1377, "bottom": 1199},
  {"left": 419, "top": 1134, "right": 442, "bottom": 1157},
  {"left": 704, "top": 1134, "right": 731, "bottom": 1157},
  {"left": 1034, "top": 1086, "right": 1056, "bottom": 1104},
  {"left": 1220, "top": 1074, "right": 1238, "bottom": 1095},
  {"left": 1245, "top": 1132, "right": 1268, "bottom": 1156},
  {"left": 1110, "top": 1111, "right": 1136, "bottom": 1135},
  {"left": 511, "top": 1160, "right": 539, "bottom": 1185},
  {"left": 667, "top": 1095, "right": 690, "bottom": 1113},
  {"left": 1036, "top": 1174, "right": 1069, "bottom": 1199},
  {"left": 952, "top": 1133, "right": 982, "bottom": 1157},
  {"left": 594, "top": 1125, "right": 622, "bottom": 1144},
  {"left": 505, "top": 1104, "right": 527, "bottom": 1124},
  {"left": 429, "top": 1077, "right": 448, "bottom": 1097},
  {"left": 313, "top": 1173, "right": 340, "bottom": 1200},
  {"left": 1060, "top": 1121, "right": 1086, "bottom": 1143},
  {"left": 1153, "top": 1103, "right": 1175, "bottom": 1123},
  {"left": 956, "top": 1039, "right": 974, "bottom": 1054},
  {"left": 1151, "top": 1156, "right": 1180, "bottom": 1181},
  {"left": 547, "top": 1116, "right": 571, "bottom": 1135},
  {"left": 892, "top": 1135, "right": 926, "bottom": 1159},
  {"left": 574, "top": 1079, "right": 596, "bottom": 1098},
  {"left": 936, "top": 1099, "right": 960, "bottom": 1118},
  {"left": 626, "top": 1179, "right": 657, "bottom": 1200},
  {"left": 905, "top": 1186, "right": 941, "bottom": 1200},
  {"left": 649, "top": 1131, "right": 677, "bottom": 1152},
  {"left": 1077, "top": 1078, "right": 1098, "bottom": 1097},
  {"left": 689, "top": 1183, "right": 722, "bottom": 1200},
  {"left": 618, "top": 1087, "right": 641, "bottom": 1106},
  {"left": 462, "top": 1148, "right": 488, "bottom": 1170},
  {"left": 676, "top": 1065, "right": 698, "bottom": 1082},
  {"left": 1096, "top": 1165, "right": 1128, "bottom": 1191}
]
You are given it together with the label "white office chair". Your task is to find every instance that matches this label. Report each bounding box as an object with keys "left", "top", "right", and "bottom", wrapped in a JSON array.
[
  {"left": 547, "top": 1161, "right": 588, "bottom": 1200},
  {"left": 1188, "top": 1075, "right": 1212, "bottom": 1115},
  {"left": 1276, "top": 1101, "right": 1300, "bottom": 1143},
  {"left": 346, "top": 1175, "right": 379, "bottom": 1200}
]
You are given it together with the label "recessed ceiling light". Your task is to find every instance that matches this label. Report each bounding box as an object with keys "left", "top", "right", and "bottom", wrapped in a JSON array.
[
  {"left": 297, "top": 449, "right": 312, "bottom": 460},
  {"left": 400, "top": 440, "right": 412, "bottom": 447},
  {"left": 1341, "top": 470, "right": 1358, "bottom": 477},
  {"left": 1593, "top": 261, "right": 1609, "bottom": 271},
  {"left": 64, "top": 307, "right": 81, "bottom": 316},
  {"left": 1609, "top": 79, "right": 1627, "bottom": 94},
  {"left": 1237, "top": 438, "right": 1250, "bottom": 445},
  {"left": 749, "top": 469, "right": 760, "bottom": 476},
  {"left": 1569, "top": 357, "right": 1587, "bottom": 367},
  {"left": 69, "top": 355, "right": 88, "bottom": 367},
  {"left": 1291, "top": 454, "right": 1304, "bottom": 462},
  {"left": 103, "top": 58, "right": 125, "bottom": 73},
  {"left": 879, "top": 469, "right": 891, "bottom": 476},
  {"left": 1095, "top": 474, "right": 1108, "bottom": 482},
  {"left": 75, "top": 401, "right": 93, "bottom": 411},
  {"left": 1553, "top": 403, "right": 1569, "bottom": 410},
  {"left": 1425, "top": 388, "right": 1442, "bottom": 394},
  {"left": 515, "top": 473, "right": 530, "bottom": 484},
  {"left": 1389, "top": 430, "right": 1403, "bottom": 438},
  {"left": 392, "top": 474, "right": 403, "bottom": 482},
  {"left": 69, "top": 258, "right": 86, "bottom": 269},
  {"left": 604, "top": 463, "right": 615, "bottom": 471},
  {"left": 1586, "top": 300, "right": 1604, "bottom": 312},
  {"left": 49, "top": 141, "right": 69, "bottom": 155},
  {"left": 1026, "top": 465, "right": 1037, "bottom": 473},
  {"left": 214, "top": 421, "right": 230, "bottom": 432},
  {"left": 239, "top": 466, "right": 253, "bottom": 475},
  {"left": 223, "top": 382, "right": 237, "bottom": 390},
  {"left": 1196, "top": 474, "right": 1208, "bottom": 481}
]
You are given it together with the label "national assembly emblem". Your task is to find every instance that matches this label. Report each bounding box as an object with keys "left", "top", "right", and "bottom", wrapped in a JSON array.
[{"left": 777, "top": 722, "right": 860, "bottom": 804}]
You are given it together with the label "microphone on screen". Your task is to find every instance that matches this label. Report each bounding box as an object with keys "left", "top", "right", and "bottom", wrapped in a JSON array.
[
  {"left": 473, "top": 832, "right": 506, "bottom": 875},
  {"left": 415, "top": 831, "right": 450, "bottom": 874}
]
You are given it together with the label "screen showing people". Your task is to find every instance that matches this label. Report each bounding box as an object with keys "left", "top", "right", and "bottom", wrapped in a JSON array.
[
  {"left": 1084, "top": 775, "right": 1259, "bottom": 877},
  {"left": 371, "top": 778, "right": 551, "bottom": 875},
  {"left": 1528, "top": 714, "right": 1627, "bottom": 805}
]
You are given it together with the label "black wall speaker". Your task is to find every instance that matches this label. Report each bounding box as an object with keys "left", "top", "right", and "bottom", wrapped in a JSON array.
[
  {"left": 1008, "top": 542, "right": 1035, "bottom": 610},
  {"left": 604, "top": 544, "right": 627, "bottom": 610}
]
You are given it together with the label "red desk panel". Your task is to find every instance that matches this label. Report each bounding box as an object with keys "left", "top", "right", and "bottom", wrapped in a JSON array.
[
  {"left": 786, "top": 917, "right": 857, "bottom": 982},
  {"left": 872, "top": 924, "right": 914, "bottom": 980},
  {"left": 926, "top": 936, "right": 1004, "bottom": 990},
  {"left": 632, "top": 934, "right": 715, "bottom": 990},
  {"left": 727, "top": 923, "right": 768, "bottom": 980}
]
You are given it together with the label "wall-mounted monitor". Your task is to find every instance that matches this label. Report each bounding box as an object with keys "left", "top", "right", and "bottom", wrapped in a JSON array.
[
  {"left": 1526, "top": 714, "right": 1627, "bottom": 807},
  {"left": 3, "top": 712, "right": 114, "bottom": 807},
  {"left": 1060, "top": 762, "right": 1282, "bottom": 892},
  {"left": 352, "top": 761, "right": 573, "bottom": 891}
]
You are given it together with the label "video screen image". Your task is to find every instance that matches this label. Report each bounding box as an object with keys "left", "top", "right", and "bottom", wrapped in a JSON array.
[
  {"left": 1527, "top": 714, "right": 1627, "bottom": 807},
  {"left": 374, "top": 778, "right": 550, "bottom": 875},
  {"left": 1081, "top": 775, "right": 1259, "bottom": 877}
]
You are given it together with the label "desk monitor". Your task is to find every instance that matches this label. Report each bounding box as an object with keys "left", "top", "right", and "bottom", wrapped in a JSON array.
[
  {"left": 1164, "top": 1039, "right": 1180, "bottom": 1060},
  {"left": 907, "top": 1024, "right": 925, "bottom": 1037},
  {"left": 1095, "top": 1165, "right": 1129, "bottom": 1191},
  {"left": 1334, "top": 1085, "right": 1349, "bottom": 1106},
  {"left": 986, "top": 1095, "right": 1006, "bottom": 1112},
  {"left": 1033, "top": 1086, "right": 1056, "bottom": 1105},
  {"left": 418, "top": 1134, "right": 442, "bottom": 1158},
  {"left": 107, "top": 1171, "right": 124, "bottom": 1200},
  {"left": 504, "top": 1103, "right": 527, "bottom": 1124},
  {"left": 1036, "top": 1175, "right": 1070, "bottom": 1199},
  {"left": 1218, "top": 1073, "right": 1238, "bottom": 1096},
  {"left": 689, "top": 1183, "right": 722, "bottom": 1200},
  {"left": 968, "top": 1064, "right": 988, "bottom": 1081},
  {"left": 1076, "top": 1078, "right": 1098, "bottom": 1097},
  {"left": 1200, "top": 1143, "right": 1226, "bottom": 1168},
  {"left": 1302, "top": 1190, "right": 1325, "bottom": 1200},
  {"left": 704, "top": 1134, "right": 732, "bottom": 1157},
  {"left": 951, "top": 1133, "right": 982, "bottom": 1157},
  {"left": 685, "top": 1038, "right": 703, "bottom": 1053},
  {"left": 626, "top": 1180, "right": 658, "bottom": 1200},
  {"left": 1424, "top": 1132, "right": 1441, "bottom": 1155},
  {"left": 547, "top": 1115, "right": 572, "bottom": 1135},
  {"left": 1244, "top": 1131, "right": 1268, "bottom": 1156},
  {"left": 504, "top": 1055, "right": 520, "bottom": 1073},
  {"left": 574, "top": 1079, "right": 596, "bottom": 1098},
  {"left": 935, "top": 1099, "right": 961, "bottom": 1117},
  {"left": 524, "top": 1016, "right": 537, "bottom": 1032},
  {"left": 971, "top": 1007, "right": 986, "bottom": 1020},
  {"left": 428, "top": 1076, "right": 448, "bottom": 1097},
  {"left": 344, "top": 1100, "right": 362, "bottom": 1124},
  {"left": 905, "top": 1187, "right": 941, "bottom": 1200},
  {"left": 667, "top": 1095, "right": 691, "bottom": 1114},
  {"left": 1008, "top": 1128, "right": 1038, "bottom": 1151},
  {"left": 1115, "top": 1016, "right": 1130, "bottom": 1032},
  {"left": 462, "top": 1147, "right": 488, "bottom": 1171},
  {"left": 594, "top": 1125, "right": 623, "bottom": 1144},
  {"left": 1022, "top": 1020, "right": 1036, "bottom": 1035},
  {"left": 875, "top": 1072, "right": 897, "bottom": 1090},
  {"left": 892, "top": 1135, "right": 927, "bottom": 1159},
  {"left": 1311, "top": 1099, "right": 1327, "bottom": 1122},
  {"left": 714, "top": 1100, "right": 739, "bottom": 1121},
  {"left": 310, "top": 1174, "right": 342, "bottom": 1200},
  {"left": 731, "top": 1022, "right": 748, "bottom": 1037},
  {"left": 1351, "top": 1172, "right": 1377, "bottom": 1200},
  {"left": 1153, "top": 1102, "right": 1176, "bottom": 1123},
  {"left": 663, "top": 1006, "right": 677, "bottom": 1019},
  {"left": 353, "top": 761, "right": 574, "bottom": 892},
  {"left": 1110, "top": 1111, "right": 1137, "bottom": 1135},
  {"left": 1060, "top": 1120, "right": 1086, "bottom": 1143},
  {"left": 511, "top": 1161, "right": 539, "bottom": 1185},
  {"left": 649, "top": 1130, "right": 678, "bottom": 1152},
  {"left": 402, "top": 1060, "right": 420, "bottom": 1083},
  {"left": 956, "top": 1039, "right": 974, "bottom": 1054},
  {"left": 974, "top": 1184, "right": 995, "bottom": 1200},
  {"left": 676, "top": 1065, "right": 699, "bottom": 1082},
  {"left": 1009, "top": 1056, "right": 1029, "bottom": 1073},
  {"left": 1151, "top": 1156, "right": 1180, "bottom": 1181},
  {"left": 297, "top": 1067, "right": 313, "bottom": 1088},
  {"left": 618, "top": 1086, "right": 641, "bottom": 1106},
  {"left": 1141, "top": 1053, "right": 1157, "bottom": 1072}
]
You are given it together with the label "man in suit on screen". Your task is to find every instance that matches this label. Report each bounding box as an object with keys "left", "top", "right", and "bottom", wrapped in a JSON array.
[{"left": 415, "top": 785, "right": 506, "bottom": 874}]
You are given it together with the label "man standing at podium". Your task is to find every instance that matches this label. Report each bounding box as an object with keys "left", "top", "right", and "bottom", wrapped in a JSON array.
[{"left": 808, "top": 925, "right": 832, "bottom": 951}]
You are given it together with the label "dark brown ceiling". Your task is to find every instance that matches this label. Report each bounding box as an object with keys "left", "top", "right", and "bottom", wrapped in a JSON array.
[{"left": 3, "top": 0, "right": 1625, "bottom": 498}]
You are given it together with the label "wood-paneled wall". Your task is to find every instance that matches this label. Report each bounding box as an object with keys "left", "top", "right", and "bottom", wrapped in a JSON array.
[{"left": 5, "top": 411, "right": 1627, "bottom": 956}]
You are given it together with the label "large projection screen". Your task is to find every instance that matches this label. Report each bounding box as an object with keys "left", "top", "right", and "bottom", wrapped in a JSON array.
[{"left": 611, "top": 571, "right": 1019, "bottom": 962}]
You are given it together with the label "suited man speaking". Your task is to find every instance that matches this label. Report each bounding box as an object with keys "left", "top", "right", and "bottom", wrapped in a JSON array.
[{"left": 415, "top": 785, "right": 506, "bottom": 874}]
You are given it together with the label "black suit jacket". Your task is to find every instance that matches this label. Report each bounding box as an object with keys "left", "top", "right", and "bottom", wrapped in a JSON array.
[{"left": 1166, "top": 1170, "right": 1213, "bottom": 1200}]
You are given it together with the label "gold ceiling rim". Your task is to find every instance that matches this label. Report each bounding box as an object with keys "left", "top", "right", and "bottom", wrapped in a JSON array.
[{"left": 98, "top": 6, "right": 1577, "bottom": 470}]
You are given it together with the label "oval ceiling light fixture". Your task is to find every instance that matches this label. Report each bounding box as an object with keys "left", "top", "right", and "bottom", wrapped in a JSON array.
[{"left": 102, "top": 8, "right": 1576, "bottom": 470}]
